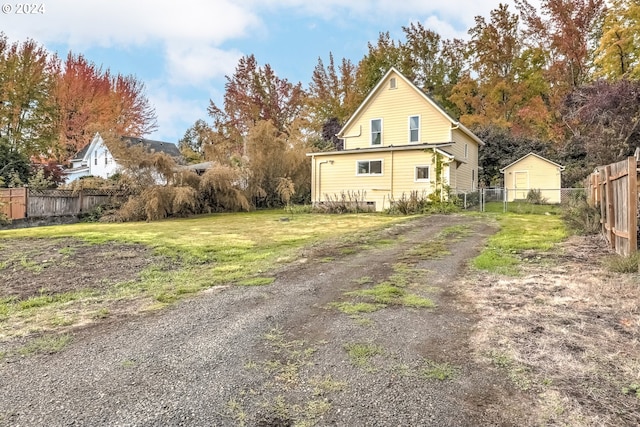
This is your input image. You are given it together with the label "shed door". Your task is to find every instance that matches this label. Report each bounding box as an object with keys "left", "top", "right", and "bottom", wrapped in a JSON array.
[{"left": 514, "top": 171, "right": 528, "bottom": 200}]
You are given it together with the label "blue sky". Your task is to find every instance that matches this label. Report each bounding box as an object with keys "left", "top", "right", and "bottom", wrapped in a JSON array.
[{"left": 0, "top": 0, "right": 526, "bottom": 143}]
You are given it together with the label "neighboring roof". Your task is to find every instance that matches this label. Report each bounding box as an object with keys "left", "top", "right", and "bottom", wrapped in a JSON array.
[
  {"left": 307, "top": 142, "right": 454, "bottom": 157},
  {"left": 337, "top": 67, "right": 484, "bottom": 146},
  {"left": 121, "top": 136, "right": 181, "bottom": 158},
  {"left": 70, "top": 133, "right": 181, "bottom": 164},
  {"left": 180, "top": 161, "right": 214, "bottom": 172},
  {"left": 499, "top": 152, "right": 565, "bottom": 173},
  {"left": 71, "top": 143, "right": 91, "bottom": 161}
]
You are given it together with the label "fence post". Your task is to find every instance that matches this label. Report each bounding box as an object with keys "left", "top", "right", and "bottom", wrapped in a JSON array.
[
  {"left": 628, "top": 157, "right": 638, "bottom": 253},
  {"left": 605, "top": 166, "right": 615, "bottom": 249},
  {"left": 23, "top": 187, "right": 28, "bottom": 218}
]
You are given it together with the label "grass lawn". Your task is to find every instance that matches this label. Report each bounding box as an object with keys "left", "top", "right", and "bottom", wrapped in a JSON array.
[
  {"left": 0, "top": 211, "right": 411, "bottom": 341},
  {"left": 473, "top": 208, "right": 567, "bottom": 275}
]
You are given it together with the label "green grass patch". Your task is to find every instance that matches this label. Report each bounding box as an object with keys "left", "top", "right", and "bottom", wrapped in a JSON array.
[
  {"left": 237, "top": 277, "right": 275, "bottom": 286},
  {"left": 420, "top": 359, "right": 458, "bottom": 380},
  {"left": 353, "top": 276, "right": 374, "bottom": 285},
  {"left": 18, "top": 289, "right": 95, "bottom": 310},
  {"left": 347, "top": 282, "right": 404, "bottom": 304},
  {"left": 18, "top": 334, "right": 71, "bottom": 355},
  {"left": 403, "top": 240, "right": 450, "bottom": 260},
  {"left": 346, "top": 283, "right": 434, "bottom": 309},
  {"left": 344, "top": 342, "right": 383, "bottom": 368},
  {"left": 473, "top": 213, "right": 567, "bottom": 275},
  {"left": 484, "top": 201, "right": 562, "bottom": 215},
  {"left": 439, "top": 224, "right": 471, "bottom": 238},
  {"left": 58, "top": 247, "right": 76, "bottom": 256},
  {"left": 473, "top": 248, "right": 520, "bottom": 275},
  {"left": 330, "top": 301, "right": 384, "bottom": 314},
  {"left": 19, "top": 256, "right": 43, "bottom": 273},
  {"left": 400, "top": 294, "right": 436, "bottom": 308}
]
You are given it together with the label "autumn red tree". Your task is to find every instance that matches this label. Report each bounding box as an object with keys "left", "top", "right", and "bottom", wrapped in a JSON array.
[
  {"left": 207, "top": 54, "right": 305, "bottom": 157},
  {"left": 53, "top": 53, "right": 157, "bottom": 162}
]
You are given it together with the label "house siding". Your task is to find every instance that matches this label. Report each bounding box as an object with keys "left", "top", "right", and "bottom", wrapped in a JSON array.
[
  {"left": 309, "top": 68, "right": 483, "bottom": 211},
  {"left": 503, "top": 155, "right": 563, "bottom": 203},
  {"left": 310, "top": 149, "right": 453, "bottom": 211},
  {"left": 341, "top": 72, "right": 451, "bottom": 150},
  {"left": 450, "top": 128, "right": 480, "bottom": 192}
]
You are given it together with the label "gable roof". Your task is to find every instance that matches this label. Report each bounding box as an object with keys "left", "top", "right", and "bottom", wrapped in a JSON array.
[
  {"left": 120, "top": 136, "right": 182, "bottom": 158},
  {"left": 337, "top": 67, "right": 484, "bottom": 146},
  {"left": 71, "top": 142, "right": 91, "bottom": 162},
  {"left": 71, "top": 133, "right": 181, "bottom": 164},
  {"left": 499, "top": 152, "right": 565, "bottom": 173}
]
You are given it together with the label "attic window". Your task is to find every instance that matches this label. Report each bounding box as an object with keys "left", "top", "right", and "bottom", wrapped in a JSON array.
[{"left": 389, "top": 77, "right": 397, "bottom": 89}]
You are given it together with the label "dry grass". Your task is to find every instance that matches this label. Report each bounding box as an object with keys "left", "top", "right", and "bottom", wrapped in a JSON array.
[{"left": 466, "top": 234, "right": 640, "bottom": 426}]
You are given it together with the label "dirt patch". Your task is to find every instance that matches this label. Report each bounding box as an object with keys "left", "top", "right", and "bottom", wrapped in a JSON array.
[
  {"left": 0, "top": 238, "right": 162, "bottom": 300},
  {"left": 465, "top": 233, "right": 640, "bottom": 426}
]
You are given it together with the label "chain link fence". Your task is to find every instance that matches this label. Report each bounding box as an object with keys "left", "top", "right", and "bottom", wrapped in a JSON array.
[{"left": 452, "top": 188, "right": 586, "bottom": 212}]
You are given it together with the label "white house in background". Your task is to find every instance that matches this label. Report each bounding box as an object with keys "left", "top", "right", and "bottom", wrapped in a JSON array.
[{"left": 64, "top": 133, "right": 182, "bottom": 184}]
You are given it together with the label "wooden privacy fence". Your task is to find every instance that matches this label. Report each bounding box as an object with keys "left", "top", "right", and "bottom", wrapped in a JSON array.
[
  {"left": 0, "top": 188, "right": 127, "bottom": 220},
  {"left": 587, "top": 156, "right": 639, "bottom": 256}
]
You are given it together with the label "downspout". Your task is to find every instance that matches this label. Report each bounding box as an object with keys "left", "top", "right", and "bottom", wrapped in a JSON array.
[
  {"left": 317, "top": 159, "right": 333, "bottom": 204},
  {"left": 390, "top": 150, "right": 394, "bottom": 210}
]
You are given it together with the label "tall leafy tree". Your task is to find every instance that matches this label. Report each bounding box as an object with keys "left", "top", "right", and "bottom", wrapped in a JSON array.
[
  {"left": 308, "top": 53, "right": 360, "bottom": 128},
  {"left": 0, "top": 35, "right": 58, "bottom": 159},
  {"left": 401, "top": 23, "right": 466, "bottom": 116},
  {"left": 54, "top": 53, "right": 157, "bottom": 162},
  {"left": 517, "top": 0, "right": 606, "bottom": 90},
  {"left": 562, "top": 79, "right": 640, "bottom": 174},
  {"left": 355, "top": 32, "right": 405, "bottom": 96},
  {"left": 208, "top": 54, "right": 305, "bottom": 156},
  {"left": 594, "top": 0, "right": 640, "bottom": 79},
  {"left": 452, "top": 4, "right": 524, "bottom": 129}
]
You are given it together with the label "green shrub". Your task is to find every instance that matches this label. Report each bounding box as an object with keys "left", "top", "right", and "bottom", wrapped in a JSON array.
[
  {"left": 561, "top": 190, "right": 600, "bottom": 235},
  {"left": 604, "top": 253, "right": 640, "bottom": 273},
  {"left": 526, "top": 189, "right": 548, "bottom": 205}
]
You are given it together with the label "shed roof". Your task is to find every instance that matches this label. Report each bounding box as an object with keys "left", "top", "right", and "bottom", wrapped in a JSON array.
[{"left": 499, "top": 152, "right": 565, "bottom": 173}]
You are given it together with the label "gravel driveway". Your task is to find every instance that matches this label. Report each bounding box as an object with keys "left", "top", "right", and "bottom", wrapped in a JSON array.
[{"left": 0, "top": 214, "right": 534, "bottom": 426}]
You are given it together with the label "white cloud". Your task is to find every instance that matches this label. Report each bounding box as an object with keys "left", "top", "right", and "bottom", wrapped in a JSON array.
[
  {"left": 146, "top": 87, "right": 210, "bottom": 142},
  {"left": 166, "top": 44, "right": 243, "bottom": 85},
  {"left": 2, "top": 0, "right": 260, "bottom": 48}
]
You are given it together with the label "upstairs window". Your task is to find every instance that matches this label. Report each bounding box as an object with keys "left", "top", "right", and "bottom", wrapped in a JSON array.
[
  {"left": 409, "top": 115, "right": 420, "bottom": 143},
  {"left": 357, "top": 160, "right": 383, "bottom": 175},
  {"left": 389, "top": 77, "right": 397, "bottom": 89},
  {"left": 371, "top": 119, "right": 382, "bottom": 146},
  {"left": 94, "top": 151, "right": 97, "bottom": 165},
  {"left": 464, "top": 143, "right": 468, "bottom": 159}
]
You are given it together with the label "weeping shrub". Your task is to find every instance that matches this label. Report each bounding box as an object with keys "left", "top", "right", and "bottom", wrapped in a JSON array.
[{"left": 199, "top": 164, "right": 250, "bottom": 212}]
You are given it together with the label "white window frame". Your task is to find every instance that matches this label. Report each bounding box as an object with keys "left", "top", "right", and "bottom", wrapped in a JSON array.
[
  {"left": 464, "top": 143, "right": 468, "bottom": 159},
  {"left": 415, "top": 165, "right": 430, "bottom": 182},
  {"left": 389, "top": 77, "right": 397, "bottom": 89},
  {"left": 409, "top": 115, "right": 420, "bottom": 143},
  {"left": 356, "top": 159, "right": 384, "bottom": 176},
  {"left": 370, "top": 118, "right": 382, "bottom": 146}
]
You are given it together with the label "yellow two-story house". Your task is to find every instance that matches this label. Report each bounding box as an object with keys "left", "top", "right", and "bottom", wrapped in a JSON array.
[{"left": 307, "top": 67, "right": 484, "bottom": 211}]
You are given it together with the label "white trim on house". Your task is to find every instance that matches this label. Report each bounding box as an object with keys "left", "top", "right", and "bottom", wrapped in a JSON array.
[
  {"left": 356, "top": 159, "right": 384, "bottom": 176},
  {"left": 408, "top": 114, "right": 420, "bottom": 144},
  {"left": 499, "top": 152, "right": 565, "bottom": 173},
  {"left": 415, "top": 165, "right": 430, "bottom": 182},
  {"left": 370, "top": 118, "right": 383, "bottom": 146}
]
